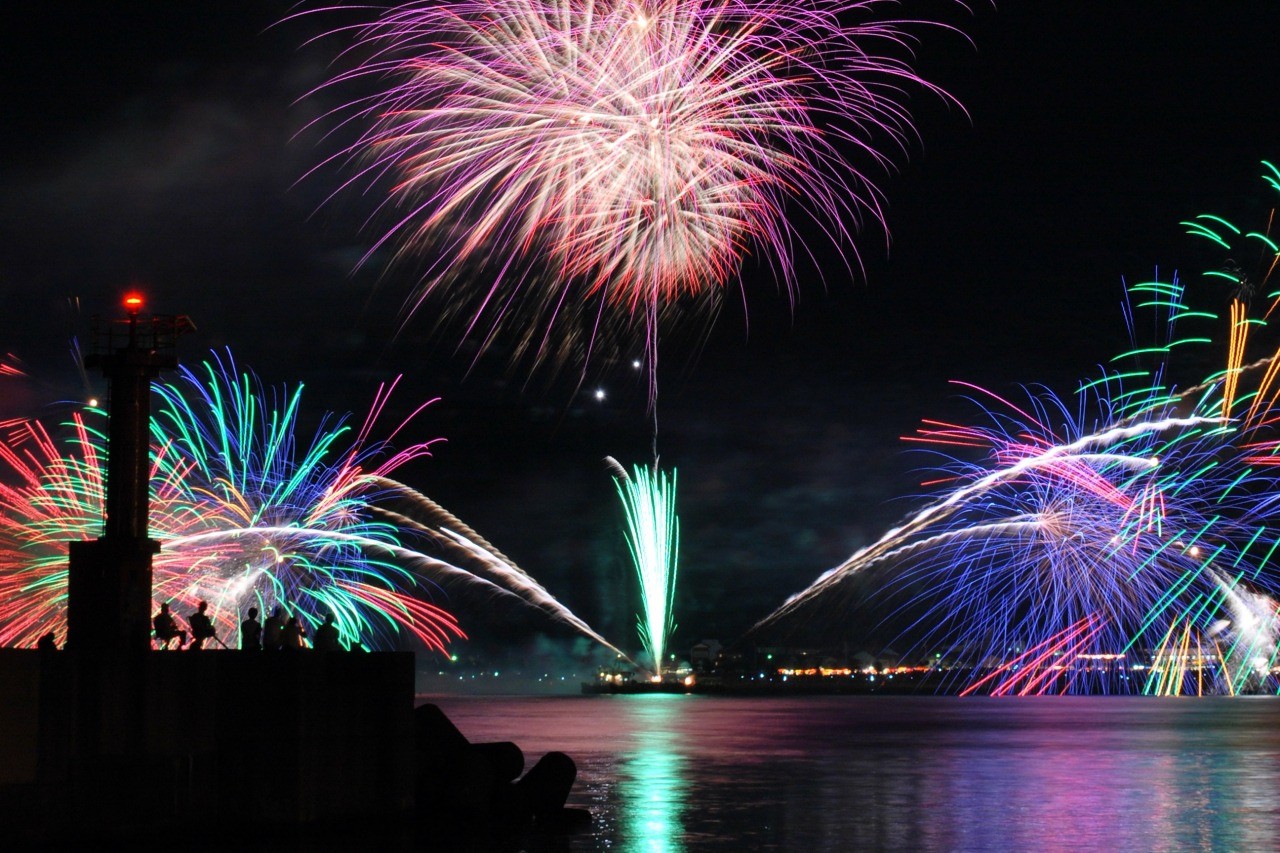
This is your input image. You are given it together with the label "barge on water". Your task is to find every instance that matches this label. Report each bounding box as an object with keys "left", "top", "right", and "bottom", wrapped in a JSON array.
[
  {"left": 582, "top": 666, "right": 956, "bottom": 695},
  {"left": 581, "top": 667, "right": 697, "bottom": 694}
]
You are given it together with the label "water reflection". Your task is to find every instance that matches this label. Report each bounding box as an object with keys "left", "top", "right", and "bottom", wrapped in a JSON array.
[
  {"left": 618, "top": 696, "right": 687, "bottom": 852},
  {"left": 436, "top": 696, "right": 1280, "bottom": 851}
]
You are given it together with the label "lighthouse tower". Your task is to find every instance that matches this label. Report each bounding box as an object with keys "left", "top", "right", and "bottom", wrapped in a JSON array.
[{"left": 65, "top": 293, "right": 192, "bottom": 651}]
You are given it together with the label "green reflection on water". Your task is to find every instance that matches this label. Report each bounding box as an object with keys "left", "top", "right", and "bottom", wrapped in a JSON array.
[{"left": 620, "top": 696, "right": 688, "bottom": 852}]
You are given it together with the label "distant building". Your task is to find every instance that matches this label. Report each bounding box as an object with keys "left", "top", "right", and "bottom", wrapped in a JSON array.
[{"left": 690, "top": 639, "right": 722, "bottom": 673}]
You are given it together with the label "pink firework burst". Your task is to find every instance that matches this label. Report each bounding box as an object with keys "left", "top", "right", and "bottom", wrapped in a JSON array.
[{"left": 305, "top": 0, "right": 965, "bottom": 360}]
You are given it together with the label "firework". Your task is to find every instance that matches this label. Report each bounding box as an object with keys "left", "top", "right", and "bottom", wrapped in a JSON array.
[
  {"left": 748, "top": 163, "right": 1280, "bottom": 695},
  {"left": 303, "top": 0, "right": 963, "bottom": 372},
  {"left": 373, "top": 483, "right": 631, "bottom": 658},
  {"left": 754, "top": 259, "right": 1280, "bottom": 694},
  {"left": 1181, "top": 160, "right": 1280, "bottom": 306},
  {"left": 0, "top": 351, "right": 620, "bottom": 656},
  {"left": 610, "top": 457, "right": 679, "bottom": 678}
]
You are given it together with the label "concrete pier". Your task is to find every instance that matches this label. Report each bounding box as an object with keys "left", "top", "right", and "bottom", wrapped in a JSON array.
[{"left": 0, "top": 649, "right": 414, "bottom": 840}]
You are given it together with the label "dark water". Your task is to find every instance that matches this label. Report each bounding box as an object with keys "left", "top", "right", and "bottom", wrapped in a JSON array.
[{"left": 430, "top": 694, "right": 1280, "bottom": 852}]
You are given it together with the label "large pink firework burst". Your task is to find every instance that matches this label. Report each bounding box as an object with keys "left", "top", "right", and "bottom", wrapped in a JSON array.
[{"left": 307, "top": 0, "right": 964, "bottom": 363}]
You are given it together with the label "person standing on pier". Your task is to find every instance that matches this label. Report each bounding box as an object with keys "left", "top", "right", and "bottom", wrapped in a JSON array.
[
  {"left": 280, "top": 614, "right": 305, "bottom": 650},
  {"left": 262, "top": 606, "right": 286, "bottom": 650},
  {"left": 313, "top": 612, "right": 341, "bottom": 651},
  {"left": 241, "top": 607, "right": 262, "bottom": 651}
]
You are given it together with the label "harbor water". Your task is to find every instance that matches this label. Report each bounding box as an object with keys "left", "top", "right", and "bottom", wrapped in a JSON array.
[{"left": 431, "top": 694, "right": 1280, "bottom": 851}]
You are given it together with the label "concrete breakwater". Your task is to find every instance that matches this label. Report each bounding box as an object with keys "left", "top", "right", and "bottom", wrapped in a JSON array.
[{"left": 0, "top": 649, "right": 585, "bottom": 847}]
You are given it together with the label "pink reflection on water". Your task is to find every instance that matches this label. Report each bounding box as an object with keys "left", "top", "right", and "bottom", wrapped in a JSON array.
[{"left": 432, "top": 695, "right": 1280, "bottom": 851}]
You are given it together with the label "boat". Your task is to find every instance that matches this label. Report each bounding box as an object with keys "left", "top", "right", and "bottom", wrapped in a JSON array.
[{"left": 581, "top": 667, "right": 697, "bottom": 694}]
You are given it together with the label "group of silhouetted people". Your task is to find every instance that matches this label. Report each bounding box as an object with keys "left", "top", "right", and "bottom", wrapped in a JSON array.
[
  {"left": 239, "top": 605, "right": 346, "bottom": 651},
  {"left": 153, "top": 600, "right": 219, "bottom": 650},
  {"left": 150, "top": 601, "right": 353, "bottom": 651},
  {"left": 38, "top": 601, "right": 353, "bottom": 652}
]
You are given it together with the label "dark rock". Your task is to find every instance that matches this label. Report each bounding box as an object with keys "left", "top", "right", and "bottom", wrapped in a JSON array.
[{"left": 515, "top": 751, "right": 577, "bottom": 819}]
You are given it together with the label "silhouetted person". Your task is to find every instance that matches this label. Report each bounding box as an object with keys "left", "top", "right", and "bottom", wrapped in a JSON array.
[
  {"left": 241, "top": 606, "right": 262, "bottom": 651},
  {"left": 263, "top": 606, "right": 286, "bottom": 650},
  {"left": 313, "top": 613, "right": 341, "bottom": 651},
  {"left": 280, "top": 615, "right": 305, "bottom": 650},
  {"left": 36, "top": 631, "right": 58, "bottom": 652},
  {"left": 187, "top": 600, "right": 217, "bottom": 650},
  {"left": 154, "top": 602, "right": 187, "bottom": 649}
]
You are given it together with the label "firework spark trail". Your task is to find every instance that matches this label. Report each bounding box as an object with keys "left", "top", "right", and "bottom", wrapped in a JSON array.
[
  {"left": 367, "top": 479, "right": 631, "bottom": 656},
  {"left": 301, "top": 0, "right": 965, "bottom": 375},
  {"left": 1001, "top": 618, "right": 1107, "bottom": 697},
  {"left": 139, "top": 353, "right": 476, "bottom": 648},
  {"left": 1206, "top": 572, "right": 1280, "bottom": 694},
  {"left": 361, "top": 477, "right": 629, "bottom": 656},
  {"left": 870, "top": 469, "right": 1226, "bottom": 695},
  {"left": 159, "top": 525, "right": 527, "bottom": 645},
  {"left": 958, "top": 616, "right": 1106, "bottom": 697},
  {"left": 745, "top": 166, "right": 1280, "bottom": 695},
  {"left": 0, "top": 350, "right": 630, "bottom": 656},
  {"left": 751, "top": 417, "right": 1214, "bottom": 632},
  {"left": 813, "top": 517, "right": 1044, "bottom": 578},
  {"left": 1145, "top": 619, "right": 1199, "bottom": 697},
  {"left": 370, "top": 475, "right": 525, "bottom": 571},
  {"left": 436, "top": 526, "right": 632, "bottom": 660},
  {"left": 770, "top": 419, "right": 1254, "bottom": 694},
  {"left": 610, "top": 458, "right": 679, "bottom": 678},
  {"left": 753, "top": 277, "right": 1280, "bottom": 692},
  {"left": 0, "top": 414, "right": 103, "bottom": 644},
  {"left": 0, "top": 352, "right": 485, "bottom": 651},
  {"left": 0, "top": 354, "right": 25, "bottom": 379},
  {"left": 759, "top": 425, "right": 1234, "bottom": 688},
  {"left": 1181, "top": 160, "right": 1280, "bottom": 309}
]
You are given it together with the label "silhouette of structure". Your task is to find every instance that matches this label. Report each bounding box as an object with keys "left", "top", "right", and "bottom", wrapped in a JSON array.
[
  {"left": 1, "top": 295, "right": 414, "bottom": 838},
  {"left": 1, "top": 294, "right": 577, "bottom": 845},
  {"left": 66, "top": 294, "right": 191, "bottom": 651}
]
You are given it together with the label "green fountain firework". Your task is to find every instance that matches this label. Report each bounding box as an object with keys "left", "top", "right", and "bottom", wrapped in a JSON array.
[{"left": 610, "top": 458, "right": 679, "bottom": 679}]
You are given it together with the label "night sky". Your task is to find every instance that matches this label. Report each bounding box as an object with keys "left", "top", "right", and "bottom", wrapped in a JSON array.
[{"left": 2, "top": 2, "right": 1278, "bottom": 661}]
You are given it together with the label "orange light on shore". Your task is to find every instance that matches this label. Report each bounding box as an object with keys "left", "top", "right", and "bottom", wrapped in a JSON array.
[{"left": 123, "top": 293, "right": 144, "bottom": 314}]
